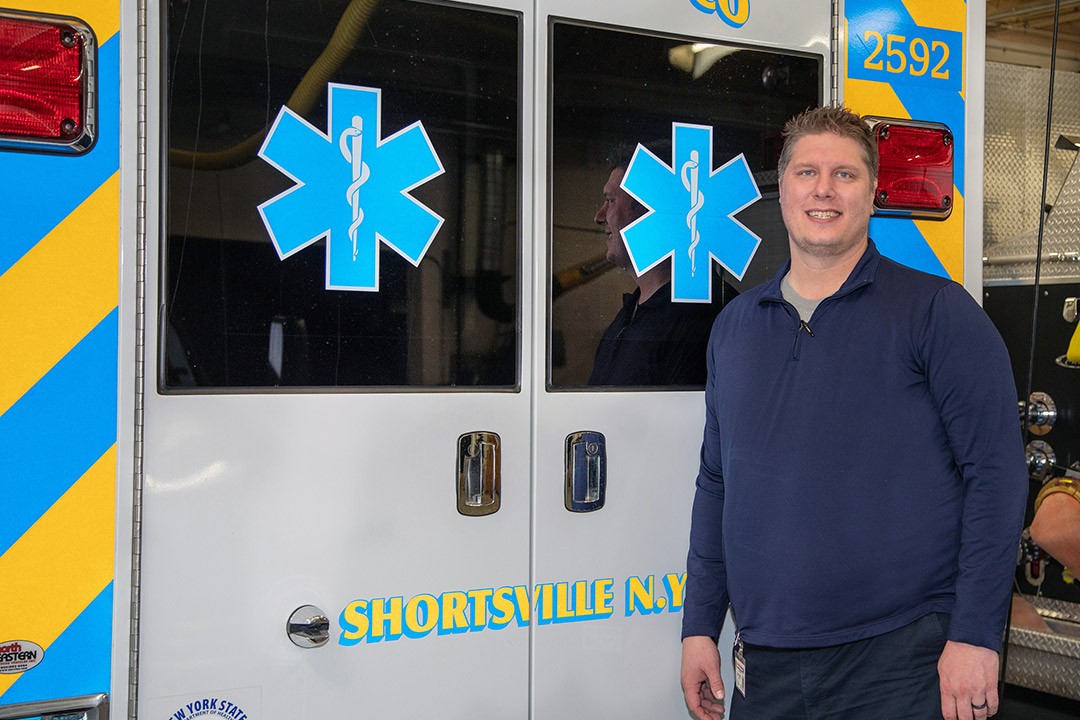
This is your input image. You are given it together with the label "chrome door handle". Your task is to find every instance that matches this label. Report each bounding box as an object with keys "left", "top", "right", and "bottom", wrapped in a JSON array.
[
  {"left": 457, "top": 432, "right": 501, "bottom": 516},
  {"left": 287, "top": 605, "right": 330, "bottom": 648},
  {"left": 565, "top": 431, "right": 606, "bottom": 512}
]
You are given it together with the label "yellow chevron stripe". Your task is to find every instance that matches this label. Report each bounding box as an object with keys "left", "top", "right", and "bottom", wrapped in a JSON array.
[
  {"left": 915, "top": 190, "right": 964, "bottom": 282},
  {"left": 4, "top": 1, "right": 118, "bottom": 46},
  {"left": 0, "top": 445, "right": 115, "bottom": 697},
  {"left": 844, "top": 75, "right": 910, "bottom": 121},
  {"left": 900, "top": 0, "right": 965, "bottom": 34},
  {"left": 0, "top": 173, "right": 119, "bottom": 417}
]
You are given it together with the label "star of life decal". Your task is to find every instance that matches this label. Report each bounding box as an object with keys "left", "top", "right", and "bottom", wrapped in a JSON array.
[
  {"left": 257, "top": 83, "right": 445, "bottom": 291},
  {"left": 620, "top": 123, "right": 763, "bottom": 302}
]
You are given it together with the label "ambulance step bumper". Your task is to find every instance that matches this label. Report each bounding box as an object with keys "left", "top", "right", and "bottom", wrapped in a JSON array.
[
  {"left": 0, "top": 693, "right": 108, "bottom": 720},
  {"left": 1006, "top": 596, "right": 1080, "bottom": 701}
]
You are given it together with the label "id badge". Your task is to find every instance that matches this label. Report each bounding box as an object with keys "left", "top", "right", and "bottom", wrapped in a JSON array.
[{"left": 734, "top": 636, "right": 746, "bottom": 698}]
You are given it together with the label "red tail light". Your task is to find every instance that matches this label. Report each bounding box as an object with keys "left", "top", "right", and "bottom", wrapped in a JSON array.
[
  {"left": 0, "top": 11, "right": 95, "bottom": 153},
  {"left": 868, "top": 119, "right": 953, "bottom": 219}
]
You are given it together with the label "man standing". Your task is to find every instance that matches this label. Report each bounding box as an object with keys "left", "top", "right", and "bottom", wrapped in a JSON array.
[
  {"left": 588, "top": 144, "right": 719, "bottom": 386},
  {"left": 680, "top": 107, "right": 1027, "bottom": 720}
]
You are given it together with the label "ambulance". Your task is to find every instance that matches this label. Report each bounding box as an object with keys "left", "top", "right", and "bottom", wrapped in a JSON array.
[{"left": 0, "top": 0, "right": 980, "bottom": 718}]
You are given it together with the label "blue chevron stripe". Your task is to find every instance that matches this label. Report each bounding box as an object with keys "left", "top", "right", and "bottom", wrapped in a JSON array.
[
  {"left": 0, "top": 309, "right": 118, "bottom": 555},
  {"left": 870, "top": 219, "right": 949, "bottom": 276},
  {"left": 0, "top": 36, "right": 120, "bottom": 276},
  {"left": 0, "top": 584, "right": 112, "bottom": 705}
]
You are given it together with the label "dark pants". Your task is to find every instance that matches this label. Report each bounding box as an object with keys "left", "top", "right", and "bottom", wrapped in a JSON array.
[{"left": 730, "top": 613, "right": 949, "bottom": 720}]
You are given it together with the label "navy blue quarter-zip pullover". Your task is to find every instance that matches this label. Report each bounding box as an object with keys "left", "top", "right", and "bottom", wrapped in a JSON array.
[{"left": 682, "top": 240, "right": 1027, "bottom": 652}]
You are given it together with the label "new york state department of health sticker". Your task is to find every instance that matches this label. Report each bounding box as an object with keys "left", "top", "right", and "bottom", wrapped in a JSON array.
[{"left": 147, "top": 686, "right": 261, "bottom": 720}]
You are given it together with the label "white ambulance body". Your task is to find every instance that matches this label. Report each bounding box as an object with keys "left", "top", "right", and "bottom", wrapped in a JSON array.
[{"left": 0, "top": 1, "right": 981, "bottom": 719}]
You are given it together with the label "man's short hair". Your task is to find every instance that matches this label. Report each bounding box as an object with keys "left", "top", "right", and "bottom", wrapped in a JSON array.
[
  {"left": 778, "top": 106, "right": 877, "bottom": 184},
  {"left": 606, "top": 138, "right": 673, "bottom": 174},
  {"left": 606, "top": 142, "right": 639, "bottom": 175},
  {"left": 604, "top": 139, "right": 673, "bottom": 217}
]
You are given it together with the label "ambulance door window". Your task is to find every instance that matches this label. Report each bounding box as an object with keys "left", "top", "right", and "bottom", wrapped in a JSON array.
[
  {"left": 548, "top": 21, "right": 820, "bottom": 389},
  {"left": 162, "top": 0, "right": 520, "bottom": 390}
]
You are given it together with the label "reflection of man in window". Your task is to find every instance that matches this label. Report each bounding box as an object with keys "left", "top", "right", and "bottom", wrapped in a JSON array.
[{"left": 588, "top": 144, "right": 720, "bottom": 387}]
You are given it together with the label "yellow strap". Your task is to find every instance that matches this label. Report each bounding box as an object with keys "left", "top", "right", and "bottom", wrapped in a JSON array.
[{"left": 1034, "top": 477, "right": 1080, "bottom": 514}]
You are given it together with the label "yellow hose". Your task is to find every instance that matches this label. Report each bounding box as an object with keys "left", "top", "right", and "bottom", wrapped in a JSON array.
[
  {"left": 551, "top": 253, "right": 616, "bottom": 299},
  {"left": 1067, "top": 321, "right": 1080, "bottom": 364},
  {"left": 169, "top": 0, "right": 380, "bottom": 171}
]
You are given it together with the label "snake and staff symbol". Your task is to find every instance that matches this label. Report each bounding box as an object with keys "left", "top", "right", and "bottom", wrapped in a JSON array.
[
  {"left": 681, "top": 150, "right": 706, "bottom": 277},
  {"left": 339, "top": 115, "right": 371, "bottom": 260}
]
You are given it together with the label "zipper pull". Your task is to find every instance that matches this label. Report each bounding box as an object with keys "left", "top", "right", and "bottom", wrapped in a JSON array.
[{"left": 791, "top": 318, "right": 813, "bottom": 360}]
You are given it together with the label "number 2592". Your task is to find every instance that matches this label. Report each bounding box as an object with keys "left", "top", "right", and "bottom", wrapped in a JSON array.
[{"left": 863, "top": 31, "right": 949, "bottom": 79}]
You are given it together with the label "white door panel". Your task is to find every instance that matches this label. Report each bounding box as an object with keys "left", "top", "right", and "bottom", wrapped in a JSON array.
[
  {"left": 532, "top": 394, "right": 722, "bottom": 717},
  {"left": 540, "top": 0, "right": 832, "bottom": 57},
  {"left": 139, "top": 398, "right": 531, "bottom": 717}
]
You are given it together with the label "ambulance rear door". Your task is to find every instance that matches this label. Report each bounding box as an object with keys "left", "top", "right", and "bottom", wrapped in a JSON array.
[
  {"left": 137, "top": 0, "right": 533, "bottom": 717},
  {"left": 535, "top": 1, "right": 830, "bottom": 716}
]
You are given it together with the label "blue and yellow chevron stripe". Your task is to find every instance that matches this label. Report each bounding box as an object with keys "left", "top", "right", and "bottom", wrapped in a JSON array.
[
  {"left": 844, "top": 0, "right": 967, "bottom": 282},
  {"left": 0, "top": 0, "right": 119, "bottom": 706}
]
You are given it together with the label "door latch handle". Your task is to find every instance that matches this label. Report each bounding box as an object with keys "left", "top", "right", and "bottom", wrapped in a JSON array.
[
  {"left": 457, "top": 432, "right": 501, "bottom": 516},
  {"left": 287, "top": 605, "right": 330, "bottom": 648},
  {"left": 565, "top": 431, "right": 606, "bottom": 512}
]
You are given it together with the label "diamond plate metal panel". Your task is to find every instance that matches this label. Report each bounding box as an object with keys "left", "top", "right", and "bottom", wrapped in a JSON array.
[
  {"left": 1006, "top": 595, "right": 1080, "bottom": 700},
  {"left": 985, "top": 62, "right": 1080, "bottom": 284}
]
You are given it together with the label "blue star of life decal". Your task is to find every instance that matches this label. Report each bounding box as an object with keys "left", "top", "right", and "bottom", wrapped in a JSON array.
[
  {"left": 257, "top": 83, "right": 445, "bottom": 291},
  {"left": 620, "top": 123, "right": 763, "bottom": 302}
]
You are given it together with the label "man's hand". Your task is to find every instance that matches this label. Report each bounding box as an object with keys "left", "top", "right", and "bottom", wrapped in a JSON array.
[
  {"left": 681, "top": 635, "right": 726, "bottom": 720},
  {"left": 938, "top": 640, "right": 1000, "bottom": 719}
]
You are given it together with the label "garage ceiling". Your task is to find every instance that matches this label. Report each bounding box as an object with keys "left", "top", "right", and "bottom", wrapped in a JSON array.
[{"left": 987, "top": 0, "right": 1080, "bottom": 71}]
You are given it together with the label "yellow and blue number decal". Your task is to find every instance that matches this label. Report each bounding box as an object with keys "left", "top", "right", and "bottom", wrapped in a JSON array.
[
  {"left": 687, "top": 0, "right": 750, "bottom": 29},
  {"left": 844, "top": 0, "right": 967, "bottom": 282},
  {"left": 0, "top": 0, "right": 119, "bottom": 706}
]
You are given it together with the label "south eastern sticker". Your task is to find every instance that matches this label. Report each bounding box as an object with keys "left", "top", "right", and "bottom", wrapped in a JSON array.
[{"left": 0, "top": 640, "right": 44, "bottom": 674}]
